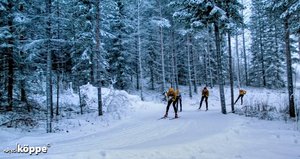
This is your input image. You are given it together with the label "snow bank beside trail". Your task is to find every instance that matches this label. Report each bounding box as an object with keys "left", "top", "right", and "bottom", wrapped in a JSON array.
[
  {"left": 80, "top": 83, "right": 140, "bottom": 115},
  {"left": 50, "top": 83, "right": 142, "bottom": 132},
  {"left": 0, "top": 83, "right": 143, "bottom": 133}
]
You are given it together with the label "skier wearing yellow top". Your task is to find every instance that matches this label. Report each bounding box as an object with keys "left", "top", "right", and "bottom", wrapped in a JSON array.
[
  {"left": 234, "top": 89, "right": 247, "bottom": 105},
  {"left": 198, "top": 87, "right": 209, "bottom": 111},
  {"left": 163, "top": 87, "right": 178, "bottom": 118}
]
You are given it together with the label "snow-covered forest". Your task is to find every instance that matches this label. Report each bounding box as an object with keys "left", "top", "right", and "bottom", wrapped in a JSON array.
[{"left": 0, "top": 0, "right": 300, "bottom": 158}]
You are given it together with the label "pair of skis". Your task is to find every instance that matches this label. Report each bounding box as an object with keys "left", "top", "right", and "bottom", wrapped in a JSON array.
[{"left": 158, "top": 116, "right": 180, "bottom": 120}]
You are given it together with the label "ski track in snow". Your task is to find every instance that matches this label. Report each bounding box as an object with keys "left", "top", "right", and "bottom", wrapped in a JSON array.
[{"left": 0, "top": 87, "right": 300, "bottom": 159}]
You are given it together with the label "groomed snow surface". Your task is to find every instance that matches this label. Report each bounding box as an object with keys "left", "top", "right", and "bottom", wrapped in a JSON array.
[{"left": 0, "top": 85, "right": 299, "bottom": 159}]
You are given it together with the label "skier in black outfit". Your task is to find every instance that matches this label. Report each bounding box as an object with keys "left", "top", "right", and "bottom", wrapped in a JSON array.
[{"left": 175, "top": 89, "right": 182, "bottom": 112}]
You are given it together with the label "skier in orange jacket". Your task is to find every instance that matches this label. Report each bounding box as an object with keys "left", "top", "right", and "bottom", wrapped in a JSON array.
[
  {"left": 163, "top": 87, "right": 178, "bottom": 118},
  {"left": 198, "top": 87, "right": 209, "bottom": 111},
  {"left": 234, "top": 89, "right": 247, "bottom": 105}
]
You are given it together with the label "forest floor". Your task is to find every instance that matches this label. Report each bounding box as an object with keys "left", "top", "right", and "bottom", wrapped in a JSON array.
[{"left": 0, "top": 85, "right": 299, "bottom": 159}]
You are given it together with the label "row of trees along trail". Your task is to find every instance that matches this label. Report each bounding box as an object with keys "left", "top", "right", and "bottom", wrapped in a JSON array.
[{"left": 0, "top": 0, "right": 298, "bottom": 132}]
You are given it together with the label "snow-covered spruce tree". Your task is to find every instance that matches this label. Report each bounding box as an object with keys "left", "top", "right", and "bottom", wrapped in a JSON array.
[
  {"left": 142, "top": 1, "right": 160, "bottom": 90},
  {"left": 106, "top": 0, "right": 130, "bottom": 90},
  {"left": 0, "top": 0, "right": 15, "bottom": 111},
  {"left": 249, "top": 0, "right": 268, "bottom": 87},
  {"left": 220, "top": 0, "right": 245, "bottom": 113},
  {"left": 249, "top": 0, "right": 286, "bottom": 89},
  {"left": 271, "top": 0, "right": 299, "bottom": 117},
  {"left": 174, "top": 0, "right": 243, "bottom": 114}
]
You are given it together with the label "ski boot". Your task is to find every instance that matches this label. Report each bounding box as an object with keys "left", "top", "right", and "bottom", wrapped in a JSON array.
[
  {"left": 175, "top": 114, "right": 178, "bottom": 118},
  {"left": 163, "top": 113, "right": 168, "bottom": 118}
]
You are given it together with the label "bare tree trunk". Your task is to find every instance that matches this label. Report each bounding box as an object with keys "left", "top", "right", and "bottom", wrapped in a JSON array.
[
  {"left": 173, "top": 32, "right": 179, "bottom": 90},
  {"left": 214, "top": 22, "right": 226, "bottom": 114},
  {"left": 150, "top": 63, "right": 155, "bottom": 90},
  {"left": 50, "top": 63, "right": 53, "bottom": 119},
  {"left": 284, "top": 16, "right": 295, "bottom": 118},
  {"left": 228, "top": 32, "right": 234, "bottom": 113},
  {"left": 187, "top": 34, "right": 193, "bottom": 98},
  {"left": 171, "top": 31, "right": 176, "bottom": 89},
  {"left": 90, "top": 53, "right": 94, "bottom": 84},
  {"left": 158, "top": 1, "right": 166, "bottom": 93},
  {"left": 56, "top": 74, "right": 59, "bottom": 115},
  {"left": 208, "top": 25, "right": 214, "bottom": 88},
  {"left": 235, "top": 34, "right": 241, "bottom": 89},
  {"left": 204, "top": 37, "right": 209, "bottom": 86},
  {"left": 46, "top": 0, "right": 53, "bottom": 133},
  {"left": 78, "top": 86, "right": 83, "bottom": 115},
  {"left": 298, "top": 36, "right": 300, "bottom": 59},
  {"left": 137, "top": 0, "right": 144, "bottom": 101},
  {"left": 7, "top": 1, "right": 14, "bottom": 111},
  {"left": 241, "top": 0, "right": 248, "bottom": 86},
  {"left": 191, "top": 37, "right": 198, "bottom": 94},
  {"left": 96, "top": 0, "right": 103, "bottom": 116},
  {"left": 19, "top": 3, "right": 29, "bottom": 112},
  {"left": 136, "top": 57, "right": 139, "bottom": 90}
]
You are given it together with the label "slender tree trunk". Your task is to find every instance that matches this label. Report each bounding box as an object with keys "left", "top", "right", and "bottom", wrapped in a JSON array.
[
  {"left": 46, "top": 0, "right": 52, "bottom": 133},
  {"left": 214, "top": 22, "right": 226, "bottom": 114},
  {"left": 204, "top": 38, "right": 209, "bottom": 86},
  {"left": 20, "top": 56, "right": 29, "bottom": 112},
  {"left": 258, "top": 15, "right": 266, "bottom": 87},
  {"left": 50, "top": 60, "right": 53, "bottom": 119},
  {"left": 158, "top": 1, "right": 166, "bottom": 93},
  {"left": 150, "top": 62, "right": 154, "bottom": 90},
  {"left": 173, "top": 32, "right": 179, "bottom": 90},
  {"left": 56, "top": 2, "right": 61, "bottom": 116},
  {"left": 96, "top": 0, "right": 103, "bottom": 116},
  {"left": 241, "top": 0, "right": 248, "bottom": 86},
  {"left": 137, "top": 0, "right": 144, "bottom": 101},
  {"left": 56, "top": 74, "right": 59, "bottom": 115},
  {"left": 235, "top": 34, "right": 241, "bottom": 88},
  {"left": 78, "top": 86, "right": 83, "bottom": 115},
  {"left": 228, "top": 32, "right": 234, "bottom": 113},
  {"left": 208, "top": 25, "right": 214, "bottom": 88},
  {"left": 187, "top": 34, "right": 193, "bottom": 98},
  {"left": 90, "top": 54, "right": 94, "bottom": 84},
  {"left": 136, "top": 58, "right": 139, "bottom": 90},
  {"left": 7, "top": 2, "right": 14, "bottom": 111},
  {"left": 284, "top": 16, "right": 295, "bottom": 118},
  {"left": 171, "top": 31, "right": 176, "bottom": 90},
  {"left": 298, "top": 36, "right": 300, "bottom": 59},
  {"left": 19, "top": 3, "right": 29, "bottom": 112},
  {"left": 191, "top": 38, "right": 198, "bottom": 94}
]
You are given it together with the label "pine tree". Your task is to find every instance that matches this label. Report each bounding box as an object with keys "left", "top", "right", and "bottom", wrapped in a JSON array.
[{"left": 106, "top": 0, "right": 130, "bottom": 89}]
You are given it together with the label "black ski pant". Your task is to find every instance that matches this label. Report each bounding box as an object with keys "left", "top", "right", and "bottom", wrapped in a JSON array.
[
  {"left": 234, "top": 95, "right": 244, "bottom": 105},
  {"left": 176, "top": 96, "right": 182, "bottom": 112},
  {"left": 166, "top": 99, "right": 178, "bottom": 115},
  {"left": 199, "top": 96, "right": 208, "bottom": 110}
]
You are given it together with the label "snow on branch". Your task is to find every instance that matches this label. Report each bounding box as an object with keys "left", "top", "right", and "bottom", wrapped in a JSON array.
[
  {"left": 209, "top": 6, "right": 226, "bottom": 18},
  {"left": 151, "top": 17, "right": 171, "bottom": 28}
]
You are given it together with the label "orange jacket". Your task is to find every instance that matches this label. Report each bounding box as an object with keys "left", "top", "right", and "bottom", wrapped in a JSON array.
[
  {"left": 239, "top": 89, "right": 246, "bottom": 95},
  {"left": 202, "top": 88, "right": 209, "bottom": 97},
  {"left": 167, "top": 88, "right": 178, "bottom": 101}
]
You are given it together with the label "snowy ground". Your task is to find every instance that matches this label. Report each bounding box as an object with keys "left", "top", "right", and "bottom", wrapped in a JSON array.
[{"left": 0, "top": 86, "right": 299, "bottom": 159}]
